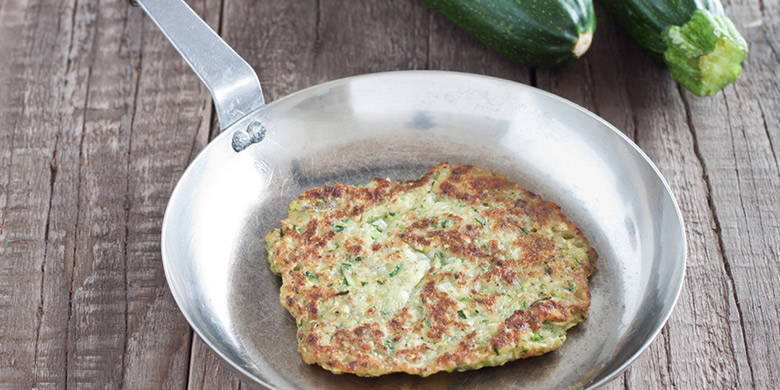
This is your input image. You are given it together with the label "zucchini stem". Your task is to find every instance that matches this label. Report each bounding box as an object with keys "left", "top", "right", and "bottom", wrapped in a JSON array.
[{"left": 662, "top": 9, "right": 748, "bottom": 96}]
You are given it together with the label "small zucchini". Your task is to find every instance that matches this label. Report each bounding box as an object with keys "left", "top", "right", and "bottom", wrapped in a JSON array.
[
  {"left": 422, "top": 0, "right": 596, "bottom": 67},
  {"left": 600, "top": 0, "right": 748, "bottom": 96}
]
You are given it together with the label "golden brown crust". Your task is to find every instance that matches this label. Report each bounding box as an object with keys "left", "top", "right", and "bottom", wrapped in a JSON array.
[{"left": 265, "top": 163, "right": 596, "bottom": 377}]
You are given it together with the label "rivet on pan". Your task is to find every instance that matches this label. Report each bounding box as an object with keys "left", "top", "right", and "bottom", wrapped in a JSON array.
[{"left": 232, "top": 120, "right": 267, "bottom": 152}]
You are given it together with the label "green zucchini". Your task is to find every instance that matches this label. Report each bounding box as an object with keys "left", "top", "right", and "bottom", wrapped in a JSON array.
[
  {"left": 601, "top": 0, "right": 748, "bottom": 96},
  {"left": 422, "top": 0, "right": 596, "bottom": 67}
]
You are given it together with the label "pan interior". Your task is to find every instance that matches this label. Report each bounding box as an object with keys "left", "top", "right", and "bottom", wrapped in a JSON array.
[{"left": 161, "top": 71, "right": 685, "bottom": 390}]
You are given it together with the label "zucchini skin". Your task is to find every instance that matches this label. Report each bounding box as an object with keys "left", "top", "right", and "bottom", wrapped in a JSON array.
[
  {"left": 601, "top": 0, "right": 747, "bottom": 96},
  {"left": 423, "top": 0, "right": 596, "bottom": 67}
]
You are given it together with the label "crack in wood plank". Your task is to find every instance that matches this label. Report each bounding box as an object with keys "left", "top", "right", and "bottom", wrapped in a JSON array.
[
  {"left": 206, "top": 100, "right": 219, "bottom": 141},
  {"left": 32, "top": 131, "right": 59, "bottom": 387},
  {"left": 661, "top": 327, "right": 676, "bottom": 388},
  {"left": 677, "top": 84, "right": 757, "bottom": 387},
  {"left": 767, "top": 39, "right": 779, "bottom": 61},
  {"left": 582, "top": 58, "right": 600, "bottom": 118},
  {"left": 757, "top": 102, "right": 780, "bottom": 175},
  {"left": 64, "top": 62, "right": 91, "bottom": 390},
  {"left": 63, "top": 0, "right": 80, "bottom": 82},
  {"left": 315, "top": 0, "right": 320, "bottom": 43},
  {"left": 425, "top": 11, "right": 431, "bottom": 70},
  {"left": 119, "top": 11, "right": 147, "bottom": 388},
  {"left": 193, "top": 86, "right": 215, "bottom": 145},
  {"left": 217, "top": 0, "right": 225, "bottom": 42},
  {"left": 183, "top": 331, "right": 195, "bottom": 390},
  {"left": 627, "top": 106, "right": 640, "bottom": 145},
  {"left": 62, "top": 1, "right": 103, "bottom": 383}
]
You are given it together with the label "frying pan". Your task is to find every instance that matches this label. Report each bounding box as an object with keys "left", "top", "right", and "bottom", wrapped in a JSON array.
[{"left": 134, "top": 0, "right": 687, "bottom": 388}]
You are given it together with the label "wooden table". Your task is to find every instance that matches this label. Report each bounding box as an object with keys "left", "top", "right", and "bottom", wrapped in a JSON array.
[{"left": 0, "top": 0, "right": 777, "bottom": 388}]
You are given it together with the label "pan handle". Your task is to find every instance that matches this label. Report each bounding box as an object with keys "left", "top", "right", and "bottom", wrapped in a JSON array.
[{"left": 133, "top": 0, "right": 265, "bottom": 131}]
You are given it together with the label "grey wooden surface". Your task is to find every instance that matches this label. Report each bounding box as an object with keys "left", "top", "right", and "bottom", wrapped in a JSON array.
[{"left": 0, "top": 0, "right": 777, "bottom": 388}]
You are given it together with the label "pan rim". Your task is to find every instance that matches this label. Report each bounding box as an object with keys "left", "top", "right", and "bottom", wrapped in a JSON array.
[{"left": 160, "top": 69, "right": 687, "bottom": 389}]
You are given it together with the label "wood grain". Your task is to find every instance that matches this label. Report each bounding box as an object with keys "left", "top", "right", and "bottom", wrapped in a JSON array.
[
  {"left": 223, "top": 0, "right": 318, "bottom": 102},
  {"left": 0, "top": 0, "right": 213, "bottom": 388},
  {"left": 0, "top": 0, "right": 778, "bottom": 389},
  {"left": 0, "top": 0, "right": 86, "bottom": 387},
  {"left": 681, "top": 0, "right": 780, "bottom": 386}
]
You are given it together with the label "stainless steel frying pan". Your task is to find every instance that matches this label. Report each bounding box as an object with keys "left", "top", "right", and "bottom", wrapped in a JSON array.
[{"left": 134, "top": 0, "right": 686, "bottom": 388}]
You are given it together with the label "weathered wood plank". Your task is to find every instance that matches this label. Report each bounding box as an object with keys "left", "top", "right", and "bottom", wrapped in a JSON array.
[
  {"left": 187, "top": 337, "right": 243, "bottom": 390},
  {"left": 617, "top": 69, "right": 753, "bottom": 389},
  {"left": 681, "top": 0, "right": 780, "bottom": 387},
  {"left": 314, "top": 0, "right": 429, "bottom": 78},
  {"left": 223, "top": 0, "right": 318, "bottom": 101},
  {"left": 0, "top": 0, "right": 85, "bottom": 387},
  {"left": 187, "top": 337, "right": 265, "bottom": 390},
  {"left": 120, "top": 0, "right": 219, "bottom": 388},
  {"left": 0, "top": 0, "right": 27, "bottom": 244},
  {"left": 535, "top": 5, "right": 754, "bottom": 388},
  {"left": 60, "top": 0, "right": 147, "bottom": 385},
  {"left": 0, "top": 0, "right": 215, "bottom": 388}
]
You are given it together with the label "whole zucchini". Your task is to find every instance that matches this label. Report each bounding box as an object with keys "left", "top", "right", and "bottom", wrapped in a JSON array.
[
  {"left": 601, "top": 0, "right": 748, "bottom": 96},
  {"left": 422, "top": 0, "right": 596, "bottom": 67}
]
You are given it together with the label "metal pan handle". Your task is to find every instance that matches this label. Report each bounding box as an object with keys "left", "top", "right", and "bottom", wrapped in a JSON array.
[{"left": 133, "top": 0, "right": 265, "bottom": 132}]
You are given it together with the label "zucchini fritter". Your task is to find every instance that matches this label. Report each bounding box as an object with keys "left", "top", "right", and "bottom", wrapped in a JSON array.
[{"left": 265, "top": 163, "right": 595, "bottom": 376}]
